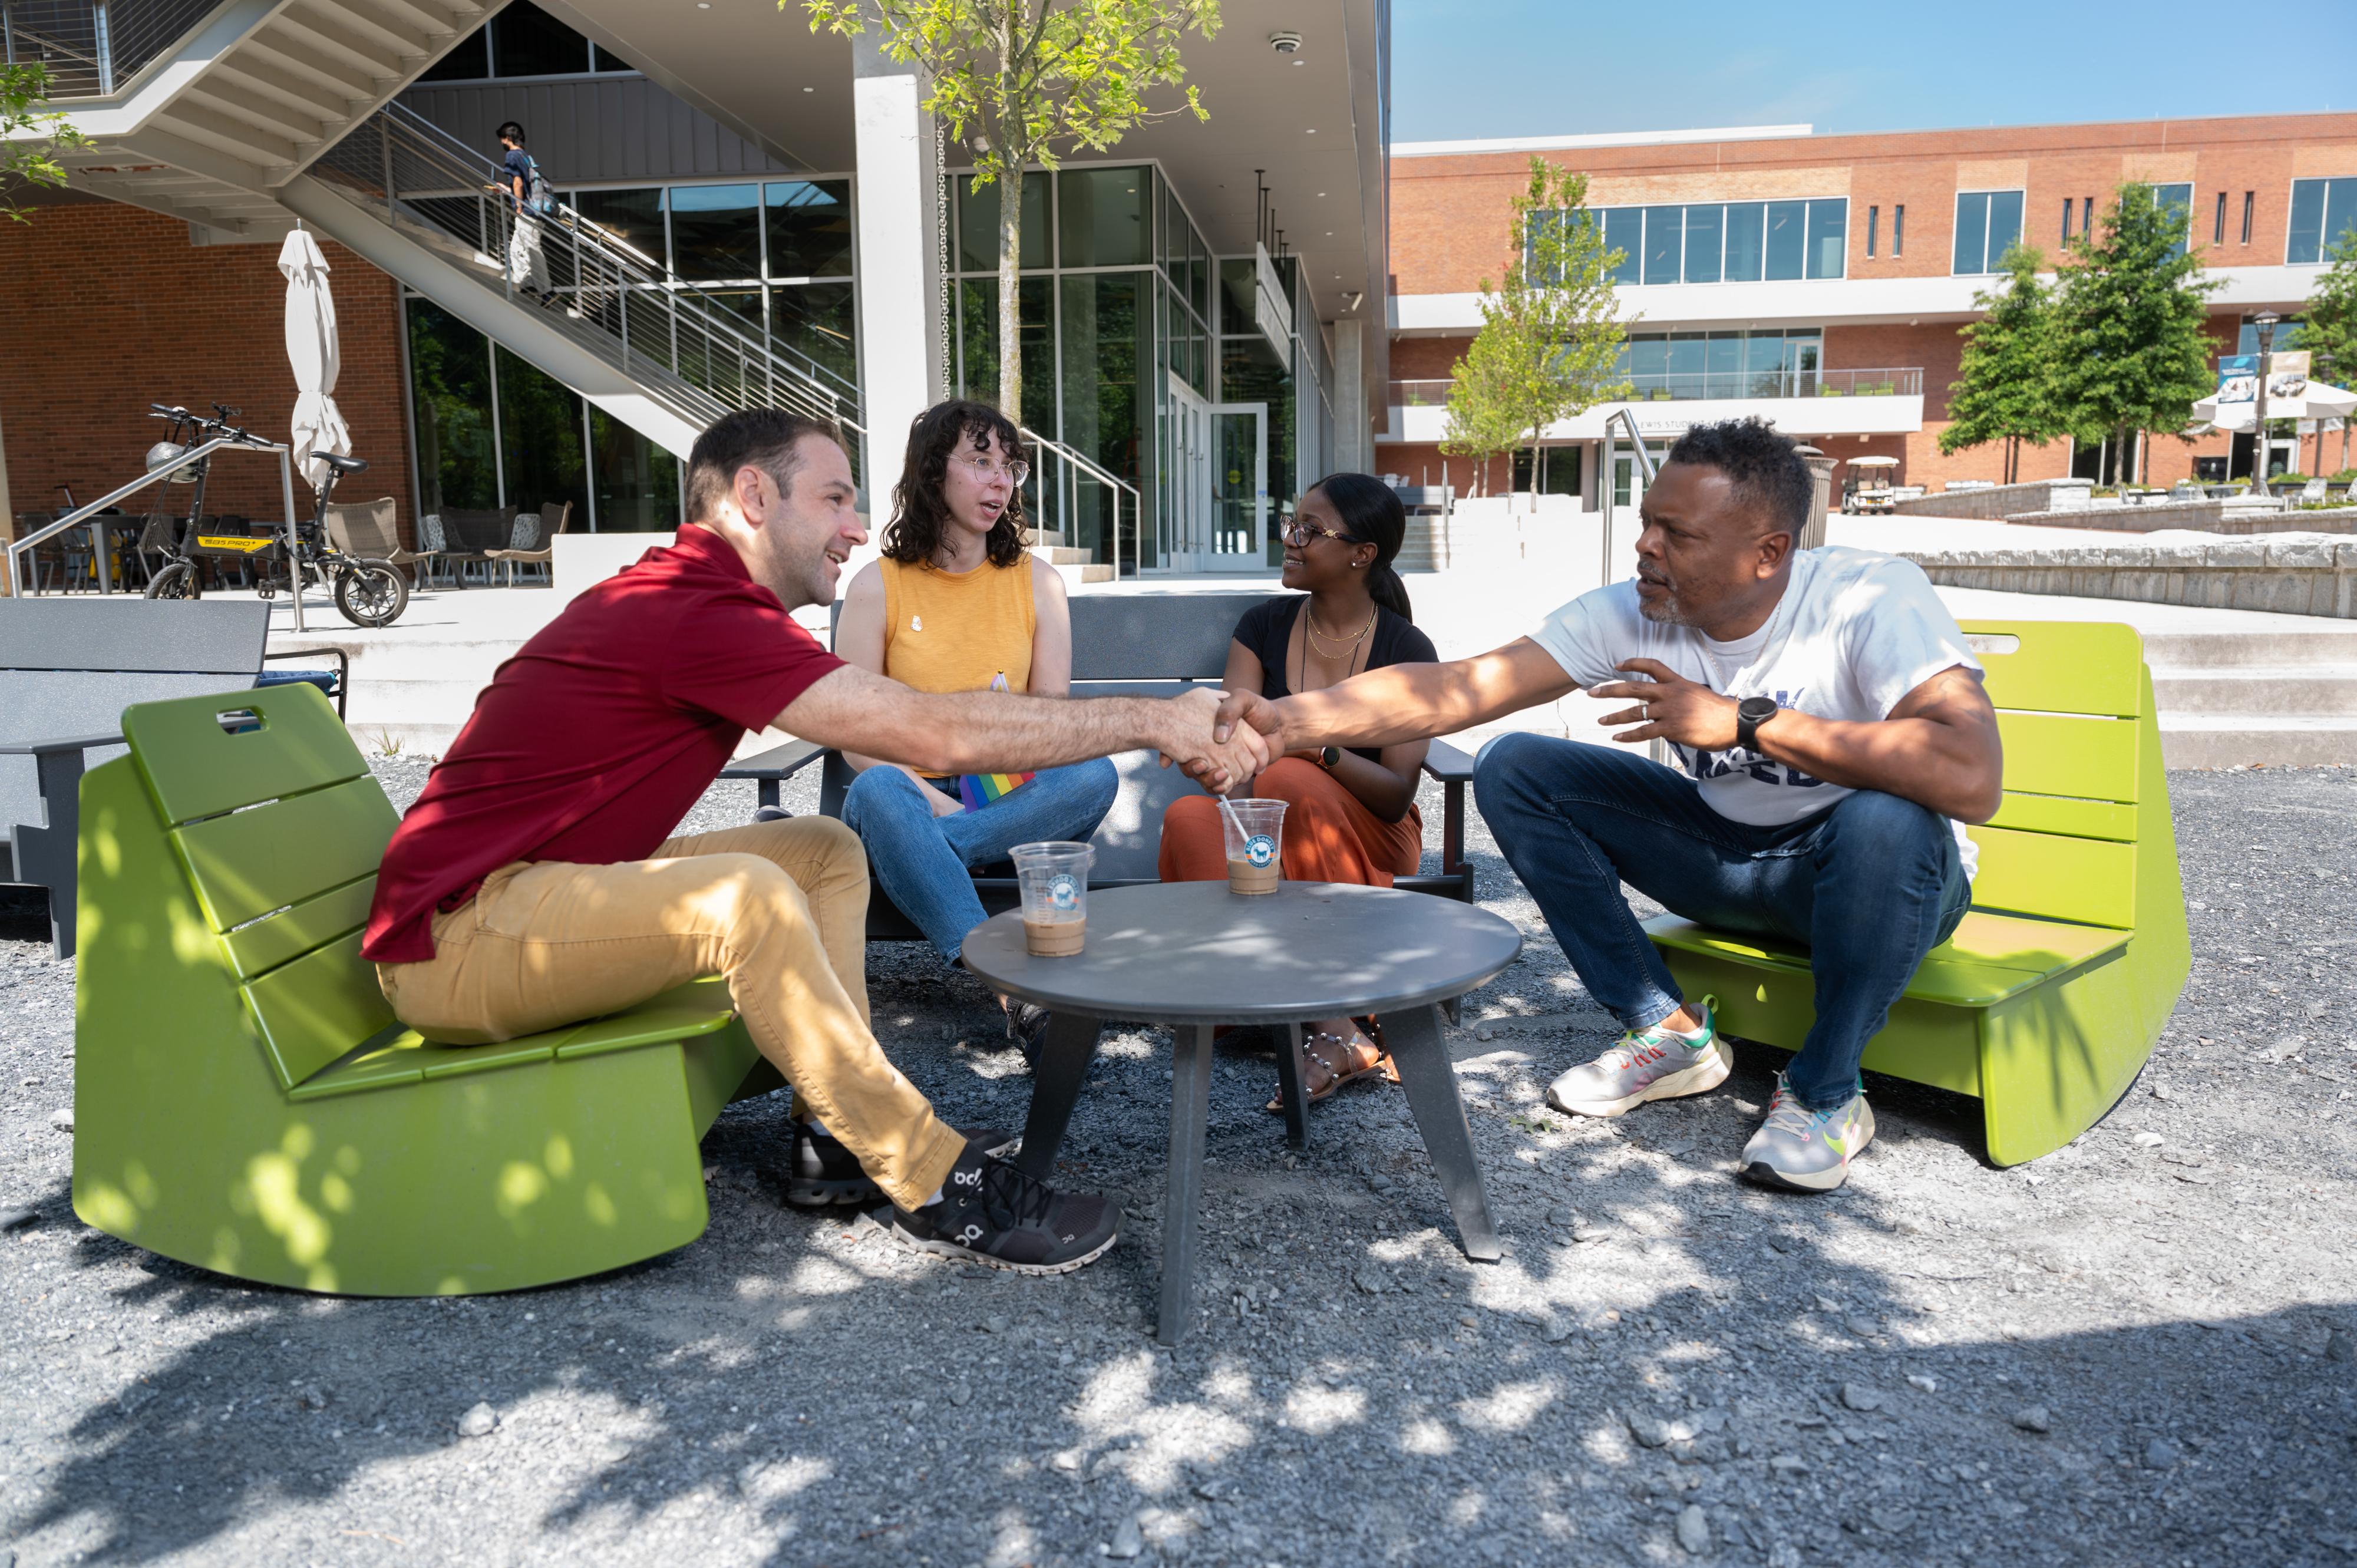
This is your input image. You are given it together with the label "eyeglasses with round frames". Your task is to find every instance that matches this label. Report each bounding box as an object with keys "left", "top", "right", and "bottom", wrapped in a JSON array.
[
  {"left": 1280, "top": 517, "right": 1358, "bottom": 547},
  {"left": 952, "top": 451, "right": 1031, "bottom": 489}
]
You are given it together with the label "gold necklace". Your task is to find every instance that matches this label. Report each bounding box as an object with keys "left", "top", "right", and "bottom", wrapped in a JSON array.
[{"left": 1305, "top": 602, "right": 1377, "bottom": 657}]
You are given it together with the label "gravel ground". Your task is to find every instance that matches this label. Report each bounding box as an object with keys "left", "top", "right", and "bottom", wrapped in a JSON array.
[{"left": 3, "top": 761, "right": 2355, "bottom": 1567}]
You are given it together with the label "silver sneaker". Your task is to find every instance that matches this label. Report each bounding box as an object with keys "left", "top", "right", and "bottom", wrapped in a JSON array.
[
  {"left": 1546, "top": 996, "right": 1729, "bottom": 1118},
  {"left": 1741, "top": 1074, "right": 1875, "bottom": 1192}
]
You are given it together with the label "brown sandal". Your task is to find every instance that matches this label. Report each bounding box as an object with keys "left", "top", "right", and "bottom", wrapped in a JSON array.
[{"left": 1266, "top": 1028, "right": 1394, "bottom": 1114}]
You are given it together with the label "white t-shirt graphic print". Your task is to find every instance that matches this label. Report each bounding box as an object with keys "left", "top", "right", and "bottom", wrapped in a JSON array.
[{"left": 1528, "top": 546, "right": 1983, "bottom": 879}]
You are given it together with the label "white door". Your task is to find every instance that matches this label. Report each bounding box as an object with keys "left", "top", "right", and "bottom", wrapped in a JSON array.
[
  {"left": 1163, "top": 372, "right": 1212, "bottom": 571},
  {"left": 1207, "top": 401, "right": 1268, "bottom": 572}
]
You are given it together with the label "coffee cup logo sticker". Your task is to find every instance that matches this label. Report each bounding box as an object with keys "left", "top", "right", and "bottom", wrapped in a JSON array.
[
  {"left": 1244, "top": 834, "right": 1276, "bottom": 869},
  {"left": 1048, "top": 873, "right": 1080, "bottom": 911}
]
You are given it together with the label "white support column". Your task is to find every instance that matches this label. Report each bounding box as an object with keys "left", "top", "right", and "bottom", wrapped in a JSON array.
[
  {"left": 850, "top": 30, "right": 945, "bottom": 552},
  {"left": 1331, "top": 316, "right": 1367, "bottom": 474}
]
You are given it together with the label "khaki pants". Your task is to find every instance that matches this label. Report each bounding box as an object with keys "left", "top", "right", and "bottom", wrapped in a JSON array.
[{"left": 375, "top": 817, "right": 965, "bottom": 1211}]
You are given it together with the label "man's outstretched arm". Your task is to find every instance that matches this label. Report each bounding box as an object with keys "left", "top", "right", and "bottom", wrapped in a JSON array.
[
  {"left": 780, "top": 666, "right": 1268, "bottom": 792},
  {"left": 1591, "top": 659, "right": 2004, "bottom": 823},
  {"left": 1215, "top": 638, "right": 1578, "bottom": 754}
]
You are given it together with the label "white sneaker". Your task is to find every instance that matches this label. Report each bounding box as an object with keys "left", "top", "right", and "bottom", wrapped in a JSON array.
[
  {"left": 1740, "top": 1074, "right": 1875, "bottom": 1193},
  {"left": 1546, "top": 996, "right": 1729, "bottom": 1118}
]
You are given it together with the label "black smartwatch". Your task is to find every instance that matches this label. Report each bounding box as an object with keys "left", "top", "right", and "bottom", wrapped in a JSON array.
[
  {"left": 1734, "top": 695, "right": 1778, "bottom": 752},
  {"left": 1318, "top": 744, "right": 1343, "bottom": 770}
]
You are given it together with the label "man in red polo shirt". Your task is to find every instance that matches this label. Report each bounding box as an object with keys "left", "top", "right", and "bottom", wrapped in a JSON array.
[{"left": 364, "top": 409, "right": 1267, "bottom": 1275}]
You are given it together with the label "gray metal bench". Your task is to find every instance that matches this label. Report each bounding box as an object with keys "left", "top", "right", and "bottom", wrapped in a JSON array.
[
  {"left": 721, "top": 592, "right": 1477, "bottom": 943},
  {"left": 0, "top": 600, "right": 343, "bottom": 958}
]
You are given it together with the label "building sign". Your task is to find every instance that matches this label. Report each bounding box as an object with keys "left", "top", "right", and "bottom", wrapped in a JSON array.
[
  {"left": 1254, "top": 243, "right": 1290, "bottom": 360},
  {"left": 2216, "top": 351, "right": 2312, "bottom": 405}
]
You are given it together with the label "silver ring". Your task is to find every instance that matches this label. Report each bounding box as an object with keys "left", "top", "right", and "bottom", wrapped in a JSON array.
[{"left": 1641, "top": 702, "right": 1650, "bottom": 721}]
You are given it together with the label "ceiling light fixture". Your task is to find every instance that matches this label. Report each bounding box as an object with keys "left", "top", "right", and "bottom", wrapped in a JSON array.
[{"left": 1268, "top": 29, "right": 1302, "bottom": 54}]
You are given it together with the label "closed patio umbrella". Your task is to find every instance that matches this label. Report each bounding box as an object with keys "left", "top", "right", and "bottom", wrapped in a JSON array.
[{"left": 279, "top": 226, "right": 351, "bottom": 487}]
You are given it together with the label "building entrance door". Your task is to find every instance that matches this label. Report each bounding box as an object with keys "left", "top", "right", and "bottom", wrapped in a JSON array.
[
  {"left": 1207, "top": 402, "right": 1268, "bottom": 571},
  {"left": 1161, "top": 372, "right": 1213, "bottom": 571}
]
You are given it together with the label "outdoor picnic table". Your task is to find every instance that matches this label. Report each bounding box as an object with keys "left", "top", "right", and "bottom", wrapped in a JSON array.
[{"left": 962, "top": 881, "right": 1521, "bottom": 1343}]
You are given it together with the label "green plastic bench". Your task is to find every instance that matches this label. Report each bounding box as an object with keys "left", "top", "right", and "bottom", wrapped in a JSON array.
[
  {"left": 72, "top": 682, "right": 778, "bottom": 1296},
  {"left": 1643, "top": 619, "right": 2190, "bottom": 1167}
]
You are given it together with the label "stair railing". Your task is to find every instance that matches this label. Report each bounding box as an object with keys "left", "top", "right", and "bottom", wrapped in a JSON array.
[
  {"left": 1019, "top": 425, "right": 1137, "bottom": 580},
  {"left": 307, "top": 103, "right": 864, "bottom": 444}
]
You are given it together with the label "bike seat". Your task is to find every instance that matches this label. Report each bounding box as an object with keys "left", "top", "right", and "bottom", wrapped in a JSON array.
[{"left": 318, "top": 453, "right": 369, "bottom": 474}]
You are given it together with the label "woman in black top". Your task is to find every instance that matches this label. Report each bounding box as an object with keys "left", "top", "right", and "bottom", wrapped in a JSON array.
[{"left": 1157, "top": 473, "right": 1438, "bottom": 1111}]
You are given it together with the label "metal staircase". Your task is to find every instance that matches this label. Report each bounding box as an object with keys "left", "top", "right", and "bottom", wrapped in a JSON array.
[{"left": 292, "top": 101, "right": 862, "bottom": 455}]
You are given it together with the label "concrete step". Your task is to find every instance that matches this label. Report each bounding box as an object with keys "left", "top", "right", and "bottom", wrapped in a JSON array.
[
  {"left": 2159, "top": 716, "right": 2357, "bottom": 769},
  {"left": 2144, "top": 628, "right": 2357, "bottom": 669},
  {"left": 1032, "top": 546, "right": 1097, "bottom": 566},
  {"left": 1054, "top": 563, "right": 1116, "bottom": 586},
  {"left": 2152, "top": 668, "right": 2357, "bottom": 717},
  {"left": 1031, "top": 530, "right": 1069, "bottom": 547}
]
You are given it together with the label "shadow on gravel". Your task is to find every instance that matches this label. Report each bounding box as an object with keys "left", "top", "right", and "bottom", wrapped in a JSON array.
[{"left": 13, "top": 1018, "right": 2355, "bottom": 1568}]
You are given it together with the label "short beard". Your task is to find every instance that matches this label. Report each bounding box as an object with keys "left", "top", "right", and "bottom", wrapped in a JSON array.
[{"left": 1636, "top": 591, "right": 1694, "bottom": 626}]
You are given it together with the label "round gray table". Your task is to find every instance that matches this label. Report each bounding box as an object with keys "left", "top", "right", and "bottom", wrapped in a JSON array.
[{"left": 962, "top": 880, "right": 1523, "bottom": 1344}]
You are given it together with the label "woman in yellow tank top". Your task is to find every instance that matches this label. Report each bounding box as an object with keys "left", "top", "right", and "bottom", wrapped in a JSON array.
[{"left": 837, "top": 401, "right": 1118, "bottom": 1042}]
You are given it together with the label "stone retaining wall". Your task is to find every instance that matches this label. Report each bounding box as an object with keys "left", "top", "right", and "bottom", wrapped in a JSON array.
[
  {"left": 1999, "top": 500, "right": 2357, "bottom": 535},
  {"left": 1890, "top": 477, "right": 2092, "bottom": 521},
  {"left": 1904, "top": 536, "right": 2357, "bottom": 619}
]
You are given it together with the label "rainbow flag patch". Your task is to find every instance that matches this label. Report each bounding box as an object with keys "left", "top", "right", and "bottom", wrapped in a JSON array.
[{"left": 957, "top": 771, "right": 1035, "bottom": 811}]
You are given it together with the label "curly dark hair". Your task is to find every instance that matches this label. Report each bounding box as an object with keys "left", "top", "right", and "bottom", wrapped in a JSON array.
[
  {"left": 1664, "top": 417, "right": 1814, "bottom": 537},
  {"left": 880, "top": 399, "right": 1031, "bottom": 569}
]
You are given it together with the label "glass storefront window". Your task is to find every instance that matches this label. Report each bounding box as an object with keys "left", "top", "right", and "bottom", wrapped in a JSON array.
[
  {"left": 572, "top": 187, "right": 665, "bottom": 268},
  {"left": 495, "top": 346, "right": 589, "bottom": 526},
  {"left": 1604, "top": 207, "right": 1642, "bottom": 285},
  {"left": 956, "top": 171, "right": 1051, "bottom": 271},
  {"left": 589, "top": 408, "right": 678, "bottom": 532},
  {"left": 407, "top": 298, "right": 496, "bottom": 515},
  {"left": 1219, "top": 257, "right": 1256, "bottom": 336},
  {"left": 1058, "top": 167, "right": 1150, "bottom": 268},
  {"left": 668, "top": 184, "right": 761, "bottom": 282},
  {"left": 1805, "top": 200, "right": 1847, "bottom": 279},
  {"left": 1057, "top": 272, "right": 1148, "bottom": 563},
  {"left": 1725, "top": 203, "right": 1764, "bottom": 280},
  {"left": 1683, "top": 204, "right": 1724, "bottom": 283},
  {"left": 1641, "top": 206, "right": 1683, "bottom": 285},
  {"left": 764, "top": 180, "right": 854, "bottom": 278},
  {"left": 773, "top": 283, "right": 857, "bottom": 384},
  {"left": 955, "top": 277, "right": 1057, "bottom": 434},
  {"left": 1764, "top": 200, "right": 1807, "bottom": 280},
  {"left": 1220, "top": 334, "right": 1295, "bottom": 559}
]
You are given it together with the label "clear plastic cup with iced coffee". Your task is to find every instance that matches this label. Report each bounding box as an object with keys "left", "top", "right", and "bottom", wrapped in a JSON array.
[
  {"left": 1219, "top": 798, "right": 1287, "bottom": 895},
  {"left": 1009, "top": 840, "right": 1094, "bottom": 956}
]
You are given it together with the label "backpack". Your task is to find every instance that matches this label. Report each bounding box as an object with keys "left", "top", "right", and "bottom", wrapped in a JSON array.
[{"left": 519, "top": 153, "right": 556, "bottom": 217}]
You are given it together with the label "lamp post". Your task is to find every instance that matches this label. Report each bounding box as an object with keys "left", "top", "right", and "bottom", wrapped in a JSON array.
[{"left": 2253, "top": 310, "right": 2280, "bottom": 498}]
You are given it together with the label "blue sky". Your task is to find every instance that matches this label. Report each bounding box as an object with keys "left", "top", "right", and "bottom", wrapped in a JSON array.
[{"left": 1391, "top": 1, "right": 2357, "bottom": 144}]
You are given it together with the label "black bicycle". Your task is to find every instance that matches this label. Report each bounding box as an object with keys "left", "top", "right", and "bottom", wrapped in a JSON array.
[{"left": 142, "top": 404, "right": 409, "bottom": 628}]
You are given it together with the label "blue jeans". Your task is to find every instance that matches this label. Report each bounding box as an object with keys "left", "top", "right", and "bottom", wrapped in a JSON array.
[
  {"left": 1473, "top": 734, "right": 1970, "bottom": 1111},
  {"left": 841, "top": 758, "right": 1120, "bottom": 965}
]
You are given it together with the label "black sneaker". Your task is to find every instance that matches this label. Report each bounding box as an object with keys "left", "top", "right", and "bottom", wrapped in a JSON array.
[
  {"left": 782, "top": 1121, "right": 1015, "bottom": 1209},
  {"left": 1006, "top": 1002, "right": 1053, "bottom": 1066},
  {"left": 890, "top": 1145, "right": 1119, "bottom": 1275}
]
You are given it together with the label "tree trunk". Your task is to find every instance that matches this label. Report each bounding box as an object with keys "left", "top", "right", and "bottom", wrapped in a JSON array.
[
  {"left": 994, "top": 6, "right": 1024, "bottom": 421},
  {"left": 997, "top": 170, "right": 1023, "bottom": 420}
]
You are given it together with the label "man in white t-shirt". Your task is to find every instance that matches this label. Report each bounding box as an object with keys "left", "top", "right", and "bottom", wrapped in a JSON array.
[{"left": 1206, "top": 420, "right": 2002, "bottom": 1192}]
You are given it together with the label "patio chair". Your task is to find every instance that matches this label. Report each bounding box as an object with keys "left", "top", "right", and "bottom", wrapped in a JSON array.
[
  {"left": 324, "top": 497, "right": 434, "bottom": 587},
  {"left": 13, "top": 511, "right": 94, "bottom": 595},
  {"left": 2297, "top": 478, "right": 2328, "bottom": 504},
  {"left": 435, "top": 506, "right": 515, "bottom": 589},
  {"left": 486, "top": 500, "right": 569, "bottom": 586}
]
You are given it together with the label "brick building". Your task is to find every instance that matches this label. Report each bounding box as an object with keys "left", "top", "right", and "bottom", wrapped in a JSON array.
[{"left": 1380, "top": 114, "right": 2357, "bottom": 507}]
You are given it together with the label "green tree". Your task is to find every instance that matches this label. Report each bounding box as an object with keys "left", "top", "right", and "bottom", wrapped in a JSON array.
[
  {"left": 1441, "top": 158, "right": 1629, "bottom": 506},
  {"left": 800, "top": 0, "right": 1219, "bottom": 420},
  {"left": 1, "top": 63, "right": 91, "bottom": 223},
  {"left": 2047, "top": 182, "right": 2219, "bottom": 486},
  {"left": 1938, "top": 242, "right": 2062, "bottom": 484},
  {"left": 2299, "top": 229, "right": 2357, "bottom": 473}
]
